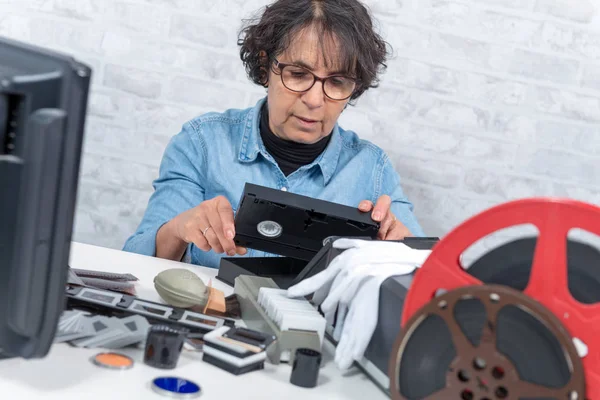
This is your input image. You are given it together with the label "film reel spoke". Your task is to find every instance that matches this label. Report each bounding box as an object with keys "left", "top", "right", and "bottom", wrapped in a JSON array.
[
  {"left": 478, "top": 291, "right": 505, "bottom": 351},
  {"left": 420, "top": 199, "right": 548, "bottom": 275},
  {"left": 432, "top": 295, "right": 477, "bottom": 357},
  {"left": 403, "top": 255, "right": 482, "bottom": 326},
  {"left": 524, "top": 229, "right": 569, "bottom": 305}
]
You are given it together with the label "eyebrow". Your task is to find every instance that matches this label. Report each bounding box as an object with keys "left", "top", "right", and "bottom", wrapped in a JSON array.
[{"left": 288, "top": 59, "right": 348, "bottom": 76}]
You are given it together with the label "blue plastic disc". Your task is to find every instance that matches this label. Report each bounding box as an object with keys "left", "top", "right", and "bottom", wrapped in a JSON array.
[{"left": 151, "top": 377, "right": 201, "bottom": 398}]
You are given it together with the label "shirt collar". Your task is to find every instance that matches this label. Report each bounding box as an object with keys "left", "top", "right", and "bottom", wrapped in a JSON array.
[{"left": 239, "top": 96, "right": 342, "bottom": 185}]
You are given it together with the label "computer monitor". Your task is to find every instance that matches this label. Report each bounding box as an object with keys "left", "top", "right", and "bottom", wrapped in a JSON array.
[{"left": 0, "top": 36, "right": 91, "bottom": 359}]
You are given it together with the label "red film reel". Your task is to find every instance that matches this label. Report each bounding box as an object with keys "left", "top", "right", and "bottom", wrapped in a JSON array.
[{"left": 402, "top": 198, "right": 600, "bottom": 399}]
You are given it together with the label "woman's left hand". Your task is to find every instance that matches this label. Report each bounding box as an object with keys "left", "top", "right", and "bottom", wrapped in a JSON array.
[{"left": 358, "top": 195, "right": 412, "bottom": 240}]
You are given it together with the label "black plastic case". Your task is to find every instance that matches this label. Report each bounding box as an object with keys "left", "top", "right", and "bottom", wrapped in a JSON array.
[
  {"left": 217, "top": 256, "right": 308, "bottom": 289},
  {"left": 233, "top": 183, "right": 380, "bottom": 260},
  {"left": 202, "top": 353, "right": 265, "bottom": 375}
]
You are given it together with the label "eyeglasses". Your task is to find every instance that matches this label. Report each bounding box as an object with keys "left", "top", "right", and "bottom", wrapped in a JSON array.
[{"left": 272, "top": 59, "right": 357, "bottom": 101}]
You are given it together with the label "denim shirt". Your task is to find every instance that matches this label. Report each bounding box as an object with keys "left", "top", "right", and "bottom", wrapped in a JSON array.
[{"left": 123, "top": 97, "right": 425, "bottom": 269}]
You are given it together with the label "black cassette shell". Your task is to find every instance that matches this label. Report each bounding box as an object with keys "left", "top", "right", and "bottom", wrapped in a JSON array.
[{"left": 233, "top": 183, "right": 380, "bottom": 261}]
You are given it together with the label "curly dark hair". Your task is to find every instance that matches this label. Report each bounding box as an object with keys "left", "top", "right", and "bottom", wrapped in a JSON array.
[{"left": 238, "top": 0, "right": 390, "bottom": 102}]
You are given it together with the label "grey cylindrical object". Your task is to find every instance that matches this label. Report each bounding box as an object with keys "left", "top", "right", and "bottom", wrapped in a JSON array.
[{"left": 290, "top": 348, "right": 321, "bottom": 388}]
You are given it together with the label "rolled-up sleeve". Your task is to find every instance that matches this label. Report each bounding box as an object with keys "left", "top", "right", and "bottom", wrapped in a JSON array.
[
  {"left": 378, "top": 154, "right": 425, "bottom": 237},
  {"left": 122, "top": 122, "right": 207, "bottom": 257}
]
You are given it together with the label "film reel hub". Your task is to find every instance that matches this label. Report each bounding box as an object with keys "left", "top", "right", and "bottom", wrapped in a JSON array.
[
  {"left": 401, "top": 198, "right": 600, "bottom": 398},
  {"left": 390, "top": 285, "right": 585, "bottom": 400}
]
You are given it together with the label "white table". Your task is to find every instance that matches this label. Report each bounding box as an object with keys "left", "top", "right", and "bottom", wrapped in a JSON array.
[{"left": 0, "top": 242, "right": 389, "bottom": 399}]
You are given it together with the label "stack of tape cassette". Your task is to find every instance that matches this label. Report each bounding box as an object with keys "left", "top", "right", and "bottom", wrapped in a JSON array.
[{"left": 388, "top": 198, "right": 600, "bottom": 400}]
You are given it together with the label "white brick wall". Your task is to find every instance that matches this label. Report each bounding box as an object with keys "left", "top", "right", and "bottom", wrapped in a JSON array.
[{"left": 1, "top": 0, "right": 599, "bottom": 253}]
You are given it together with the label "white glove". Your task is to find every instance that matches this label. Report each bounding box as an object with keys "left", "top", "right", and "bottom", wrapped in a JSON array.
[
  {"left": 287, "top": 238, "right": 430, "bottom": 306},
  {"left": 334, "top": 264, "right": 403, "bottom": 370},
  {"left": 286, "top": 238, "right": 432, "bottom": 370},
  {"left": 318, "top": 239, "right": 430, "bottom": 308},
  {"left": 321, "top": 262, "right": 416, "bottom": 341}
]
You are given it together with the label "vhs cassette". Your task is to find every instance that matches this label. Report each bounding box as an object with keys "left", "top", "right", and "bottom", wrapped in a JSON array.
[{"left": 233, "top": 183, "right": 380, "bottom": 261}]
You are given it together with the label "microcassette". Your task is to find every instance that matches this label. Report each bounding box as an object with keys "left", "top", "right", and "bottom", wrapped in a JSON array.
[
  {"left": 233, "top": 183, "right": 380, "bottom": 261},
  {"left": 234, "top": 183, "right": 379, "bottom": 261}
]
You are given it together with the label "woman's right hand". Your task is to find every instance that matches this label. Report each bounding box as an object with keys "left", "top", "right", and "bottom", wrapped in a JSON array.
[{"left": 173, "top": 195, "right": 247, "bottom": 257}]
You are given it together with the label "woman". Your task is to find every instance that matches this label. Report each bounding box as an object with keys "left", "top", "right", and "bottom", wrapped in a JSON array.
[{"left": 123, "top": 0, "right": 425, "bottom": 269}]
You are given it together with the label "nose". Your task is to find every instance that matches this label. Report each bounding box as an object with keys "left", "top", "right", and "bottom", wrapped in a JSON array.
[{"left": 301, "top": 80, "right": 325, "bottom": 109}]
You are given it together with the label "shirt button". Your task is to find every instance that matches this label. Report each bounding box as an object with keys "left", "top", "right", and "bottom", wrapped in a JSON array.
[{"left": 281, "top": 187, "right": 287, "bottom": 191}]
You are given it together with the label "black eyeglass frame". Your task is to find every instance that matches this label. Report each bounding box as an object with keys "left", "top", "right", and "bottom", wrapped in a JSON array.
[{"left": 271, "top": 58, "right": 359, "bottom": 101}]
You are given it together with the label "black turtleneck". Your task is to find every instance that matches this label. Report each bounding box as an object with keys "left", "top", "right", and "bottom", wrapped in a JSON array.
[{"left": 259, "top": 103, "right": 331, "bottom": 176}]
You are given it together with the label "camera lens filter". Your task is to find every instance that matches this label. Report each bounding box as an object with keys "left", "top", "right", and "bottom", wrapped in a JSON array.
[
  {"left": 151, "top": 376, "right": 201, "bottom": 398},
  {"left": 91, "top": 352, "right": 134, "bottom": 370}
]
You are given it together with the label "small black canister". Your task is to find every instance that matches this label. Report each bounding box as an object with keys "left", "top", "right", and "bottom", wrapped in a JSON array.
[
  {"left": 290, "top": 348, "right": 322, "bottom": 388},
  {"left": 143, "top": 325, "right": 189, "bottom": 370}
]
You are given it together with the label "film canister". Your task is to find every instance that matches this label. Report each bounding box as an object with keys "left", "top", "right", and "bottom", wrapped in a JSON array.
[
  {"left": 144, "top": 325, "right": 189, "bottom": 370},
  {"left": 290, "top": 348, "right": 322, "bottom": 388}
]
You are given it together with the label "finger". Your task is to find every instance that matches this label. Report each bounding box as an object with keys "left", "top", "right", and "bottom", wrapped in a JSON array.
[
  {"left": 188, "top": 214, "right": 211, "bottom": 252},
  {"left": 371, "top": 195, "right": 391, "bottom": 222},
  {"left": 312, "top": 282, "right": 335, "bottom": 306},
  {"left": 217, "top": 197, "right": 237, "bottom": 256},
  {"left": 199, "top": 210, "right": 224, "bottom": 254},
  {"left": 236, "top": 246, "right": 247, "bottom": 255},
  {"left": 377, "top": 212, "right": 396, "bottom": 240},
  {"left": 335, "top": 306, "right": 357, "bottom": 370},
  {"left": 203, "top": 226, "right": 224, "bottom": 253},
  {"left": 332, "top": 304, "right": 348, "bottom": 341},
  {"left": 190, "top": 231, "right": 211, "bottom": 252},
  {"left": 384, "top": 218, "right": 412, "bottom": 241},
  {"left": 332, "top": 238, "right": 369, "bottom": 250},
  {"left": 206, "top": 201, "right": 234, "bottom": 255},
  {"left": 358, "top": 200, "right": 373, "bottom": 213},
  {"left": 352, "top": 279, "right": 381, "bottom": 361},
  {"left": 321, "top": 266, "right": 370, "bottom": 313},
  {"left": 286, "top": 266, "right": 340, "bottom": 298},
  {"left": 320, "top": 279, "right": 348, "bottom": 314},
  {"left": 324, "top": 306, "right": 336, "bottom": 327},
  {"left": 339, "top": 274, "right": 371, "bottom": 306},
  {"left": 216, "top": 196, "right": 236, "bottom": 240}
]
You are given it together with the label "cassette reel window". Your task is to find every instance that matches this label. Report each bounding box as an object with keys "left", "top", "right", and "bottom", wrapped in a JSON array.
[
  {"left": 397, "top": 198, "right": 600, "bottom": 400},
  {"left": 257, "top": 220, "right": 283, "bottom": 239}
]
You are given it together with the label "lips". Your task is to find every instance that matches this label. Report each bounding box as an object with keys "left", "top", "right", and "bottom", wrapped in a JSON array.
[{"left": 295, "top": 116, "right": 319, "bottom": 123}]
